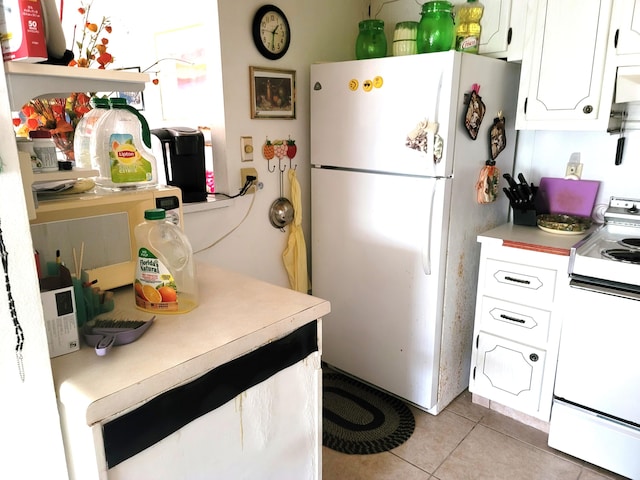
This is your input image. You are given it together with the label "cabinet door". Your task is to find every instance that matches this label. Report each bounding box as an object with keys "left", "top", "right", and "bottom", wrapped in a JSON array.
[
  {"left": 478, "top": 0, "right": 529, "bottom": 61},
  {"left": 516, "top": 0, "right": 615, "bottom": 128},
  {"left": 612, "top": 0, "right": 640, "bottom": 61},
  {"left": 478, "top": 0, "right": 512, "bottom": 57},
  {"left": 471, "top": 333, "right": 545, "bottom": 414}
]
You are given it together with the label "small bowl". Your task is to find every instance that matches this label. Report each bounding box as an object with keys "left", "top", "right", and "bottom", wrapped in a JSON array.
[{"left": 536, "top": 214, "right": 592, "bottom": 235}]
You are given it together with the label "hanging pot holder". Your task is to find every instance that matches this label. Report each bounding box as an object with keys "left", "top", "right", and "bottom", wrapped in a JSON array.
[
  {"left": 476, "top": 160, "right": 500, "bottom": 204},
  {"left": 464, "top": 84, "right": 485, "bottom": 140},
  {"left": 490, "top": 112, "right": 506, "bottom": 160}
]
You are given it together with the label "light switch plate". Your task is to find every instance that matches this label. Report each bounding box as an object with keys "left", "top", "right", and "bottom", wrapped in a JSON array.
[{"left": 241, "top": 136, "right": 253, "bottom": 161}]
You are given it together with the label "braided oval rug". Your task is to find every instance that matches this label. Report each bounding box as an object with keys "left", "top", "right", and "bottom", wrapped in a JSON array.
[{"left": 322, "top": 369, "right": 415, "bottom": 455}]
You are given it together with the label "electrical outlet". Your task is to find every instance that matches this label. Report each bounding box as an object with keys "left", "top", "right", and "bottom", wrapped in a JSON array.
[
  {"left": 565, "top": 162, "right": 583, "bottom": 178},
  {"left": 241, "top": 167, "right": 258, "bottom": 186}
]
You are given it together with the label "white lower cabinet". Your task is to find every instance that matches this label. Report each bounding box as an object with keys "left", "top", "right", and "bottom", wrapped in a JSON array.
[
  {"left": 469, "top": 238, "right": 567, "bottom": 421},
  {"left": 473, "top": 332, "right": 546, "bottom": 413}
]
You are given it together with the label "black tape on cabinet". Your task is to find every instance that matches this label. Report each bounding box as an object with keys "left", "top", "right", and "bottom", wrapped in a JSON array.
[{"left": 102, "top": 320, "right": 318, "bottom": 468}]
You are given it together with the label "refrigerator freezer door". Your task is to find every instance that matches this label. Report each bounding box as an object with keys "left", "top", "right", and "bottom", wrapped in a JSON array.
[
  {"left": 311, "top": 167, "right": 447, "bottom": 410},
  {"left": 310, "top": 53, "right": 458, "bottom": 178}
]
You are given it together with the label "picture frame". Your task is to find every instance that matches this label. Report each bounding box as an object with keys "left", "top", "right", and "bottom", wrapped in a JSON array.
[
  {"left": 249, "top": 67, "right": 296, "bottom": 119},
  {"left": 114, "top": 67, "right": 145, "bottom": 111}
]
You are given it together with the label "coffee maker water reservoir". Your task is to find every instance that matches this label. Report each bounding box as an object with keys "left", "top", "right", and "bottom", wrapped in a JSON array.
[{"left": 152, "top": 127, "right": 208, "bottom": 203}]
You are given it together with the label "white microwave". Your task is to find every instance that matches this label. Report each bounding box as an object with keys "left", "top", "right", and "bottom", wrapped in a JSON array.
[{"left": 30, "top": 186, "right": 183, "bottom": 291}]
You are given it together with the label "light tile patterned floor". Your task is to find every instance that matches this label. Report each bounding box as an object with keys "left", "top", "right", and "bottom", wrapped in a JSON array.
[{"left": 322, "top": 390, "right": 629, "bottom": 480}]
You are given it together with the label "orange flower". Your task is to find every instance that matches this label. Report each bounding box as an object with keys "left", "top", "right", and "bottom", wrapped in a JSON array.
[{"left": 70, "top": 2, "right": 113, "bottom": 69}]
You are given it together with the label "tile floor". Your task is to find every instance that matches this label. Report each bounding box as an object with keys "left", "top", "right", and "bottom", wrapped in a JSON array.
[{"left": 322, "top": 390, "right": 629, "bottom": 480}]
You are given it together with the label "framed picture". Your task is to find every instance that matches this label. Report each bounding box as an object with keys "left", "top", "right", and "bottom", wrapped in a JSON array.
[
  {"left": 115, "top": 67, "right": 145, "bottom": 110},
  {"left": 250, "top": 67, "right": 295, "bottom": 119}
]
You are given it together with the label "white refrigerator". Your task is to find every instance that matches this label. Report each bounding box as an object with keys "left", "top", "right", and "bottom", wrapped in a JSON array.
[{"left": 310, "top": 52, "right": 520, "bottom": 413}]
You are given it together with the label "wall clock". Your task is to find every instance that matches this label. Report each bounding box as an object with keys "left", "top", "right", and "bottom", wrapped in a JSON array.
[{"left": 252, "top": 4, "right": 291, "bottom": 60}]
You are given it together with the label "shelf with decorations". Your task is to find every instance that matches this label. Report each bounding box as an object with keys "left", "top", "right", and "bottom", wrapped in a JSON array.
[
  {"left": 5, "top": 62, "right": 150, "bottom": 219},
  {"left": 5, "top": 62, "right": 149, "bottom": 111}
]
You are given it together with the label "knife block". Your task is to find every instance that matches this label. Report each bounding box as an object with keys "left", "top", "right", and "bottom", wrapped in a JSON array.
[{"left": 513, "top": 209, "right": 538, "bottom": 226}]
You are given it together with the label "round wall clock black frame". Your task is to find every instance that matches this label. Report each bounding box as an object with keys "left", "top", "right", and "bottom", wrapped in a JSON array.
[{"left": 252, "top": 4, "right": 291, "bottom": 60}]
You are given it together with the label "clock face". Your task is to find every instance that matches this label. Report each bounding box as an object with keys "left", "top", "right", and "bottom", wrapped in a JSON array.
[{"left": 252, "top": 5, "right": 290, "bottom": 60}]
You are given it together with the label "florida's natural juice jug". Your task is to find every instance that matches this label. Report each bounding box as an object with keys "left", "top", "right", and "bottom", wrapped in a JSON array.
[
  {"left": 93, "top": 98, "right": 158, "bottom": 189},
  {"left": 134, "top": 208, "right": 198, "bottom": 314}
]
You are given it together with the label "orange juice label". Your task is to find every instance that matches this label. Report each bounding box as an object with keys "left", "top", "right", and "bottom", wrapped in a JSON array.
[{"left": 135, "top": 247, "right": 179, "bottom": 312}]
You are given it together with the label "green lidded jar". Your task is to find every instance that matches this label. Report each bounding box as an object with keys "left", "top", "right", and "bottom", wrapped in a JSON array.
[
  {"left": 355, "top": 19, "right": 387, "bottom": 60},
  {"left": 417, "top": 1, "right": 455, "bottom": 54}
]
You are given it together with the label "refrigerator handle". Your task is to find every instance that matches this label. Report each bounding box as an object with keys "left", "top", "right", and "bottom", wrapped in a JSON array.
[{"left": 422, "top": 180, "right": 437, "bottom": 275}]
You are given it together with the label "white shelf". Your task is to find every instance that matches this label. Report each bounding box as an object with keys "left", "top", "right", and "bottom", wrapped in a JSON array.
[
  {"left": 4, "top": 62, "right": 149, "bottom": 110},
  {"left": 31, "top": 167, "right": 98, "bottom": 183}
]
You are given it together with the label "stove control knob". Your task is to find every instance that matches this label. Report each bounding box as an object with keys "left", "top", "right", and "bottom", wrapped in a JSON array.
[
  {"left": 628, "top": 205, "right": 639, "bottom": 214},
  {"left": 529, "top": 353, "right": 539, "bottom": 362}
]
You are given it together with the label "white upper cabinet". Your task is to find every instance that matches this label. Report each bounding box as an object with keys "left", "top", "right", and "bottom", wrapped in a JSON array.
[
  {"left": 611, "top": 0, "right": 640, "bottom": 64},
  {"left": 516, "top": 0, "right": 617, "bottom": 130},
  {"left": 479, "top": 0, "right": 531, "bottom": 62}
]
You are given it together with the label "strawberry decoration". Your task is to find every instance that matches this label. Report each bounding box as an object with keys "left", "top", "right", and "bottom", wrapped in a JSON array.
[
  {"left": 262, "top": 139, "right": 275, "bottom": 160},
  {"left": 286, "top": 138, "right": 297, "bottom": 159}
]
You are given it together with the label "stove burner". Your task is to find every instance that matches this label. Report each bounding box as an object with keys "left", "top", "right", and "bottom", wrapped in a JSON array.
[
  {"left": 619, "top": 238, "right": 640, "bottom": 249},
  {"left": 601, "top": 248, "right": 640, "bottom": 264}
]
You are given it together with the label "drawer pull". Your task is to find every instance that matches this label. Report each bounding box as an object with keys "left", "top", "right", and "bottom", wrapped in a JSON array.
[
  {"left": 504, "top": 275, "right": 531, "bottom": 285},
  {"left": 529, "top": 353, "right": 539, "bottom": 362},
  {"left": 500, "top": 314, "right": 526, "bottom": 324}
]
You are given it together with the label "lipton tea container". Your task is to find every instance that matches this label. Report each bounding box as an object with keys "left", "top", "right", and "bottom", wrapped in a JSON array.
[
  {"left": 93, "top": 98, "right": 158, "bottom": 190},
  {"left": 134, "top": 208, "right": 198, "bottom": 314}
]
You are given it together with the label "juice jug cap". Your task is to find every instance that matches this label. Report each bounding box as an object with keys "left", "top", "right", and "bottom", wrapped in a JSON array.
[
  {"left": 90, "top": 97, "right": 110, "bottom": 108},
  {"left": 144, "top": 208, "right": 167, "bottom": 220}
]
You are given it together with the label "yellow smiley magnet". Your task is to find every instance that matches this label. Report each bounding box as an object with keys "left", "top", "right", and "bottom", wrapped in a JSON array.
[
  {"left": 363, "top": 79, "right": 373, "bottom": 92},
  {"left": 372, "top": 76, "right": 383, "bottom": 88},
  {"left": 348, "top": 79, "right": 359, "bottom": 91}
]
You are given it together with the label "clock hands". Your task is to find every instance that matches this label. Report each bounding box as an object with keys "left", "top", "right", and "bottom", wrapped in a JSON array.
[{"left": 270, "top": 24, "right": 279, "bottom": 50}]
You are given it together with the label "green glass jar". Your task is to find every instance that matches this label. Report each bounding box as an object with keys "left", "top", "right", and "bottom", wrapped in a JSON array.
[
  {"left": 417, "top": 1, "right": 454, "bottom": 54},
  {"left": 355, "top": 19, "right": 387, "bottom": 60}
]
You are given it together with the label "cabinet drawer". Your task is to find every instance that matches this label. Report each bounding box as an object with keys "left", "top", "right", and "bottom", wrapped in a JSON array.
[
  {"left": 478, "top": 296, "right": 551, "bottom": 347},
  {"left": 471, "top": 332, "right": 546, "bottom": 415},
  {"left": 483, "top": 258, "right": 557, "bottom": 305}
]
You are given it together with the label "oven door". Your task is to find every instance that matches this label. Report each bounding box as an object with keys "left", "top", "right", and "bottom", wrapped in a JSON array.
[{"left": 554, "top": 277, "right": 640, "bottom": 424}]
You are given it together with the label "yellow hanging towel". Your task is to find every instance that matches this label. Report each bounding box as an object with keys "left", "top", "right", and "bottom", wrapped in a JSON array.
[{"left": 282, "top": 168, "right": 309, "bottom": 293}]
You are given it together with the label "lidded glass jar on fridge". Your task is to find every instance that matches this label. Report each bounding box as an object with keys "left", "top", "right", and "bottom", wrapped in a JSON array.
[
  {"left": 355, "top": 19, "right": 387, "bottom": 59},
  {"left": 417, "top": 1, "right": 455, "bottom": 54},
  {"left": 92, "top": 98, "right": 158, "bottom": 190}
]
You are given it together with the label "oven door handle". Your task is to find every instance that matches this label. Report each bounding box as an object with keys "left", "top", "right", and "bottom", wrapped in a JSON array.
[{"left": 570, "top": 277, "right": 640, "bottom": 302}]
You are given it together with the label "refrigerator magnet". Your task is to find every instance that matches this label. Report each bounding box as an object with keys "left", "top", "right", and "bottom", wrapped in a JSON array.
[
  {"left": 476, "top": 159, "right": 500, "bottom": 204},
  {"left": 464, "top": 84, "right": 485, "bottom": 140},
  {"left": 489, "top": 112, "right": 506, "bottom": 160}
]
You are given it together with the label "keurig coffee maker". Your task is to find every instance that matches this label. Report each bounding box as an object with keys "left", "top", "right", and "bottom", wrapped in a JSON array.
[{"left": 152, "top": 127, "right": 208, "bottom": 203}]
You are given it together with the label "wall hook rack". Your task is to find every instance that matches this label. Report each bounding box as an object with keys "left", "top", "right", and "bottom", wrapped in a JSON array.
[{"left": 262, "top": 136, "right": 297, "bottom": 172}]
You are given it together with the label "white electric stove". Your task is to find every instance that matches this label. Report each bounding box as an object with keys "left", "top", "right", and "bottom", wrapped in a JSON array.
[{"left": 549, "top": 196, "right": 640, "bottom": 479}]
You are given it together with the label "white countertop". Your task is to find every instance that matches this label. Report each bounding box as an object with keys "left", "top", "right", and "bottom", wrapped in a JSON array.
[
  {"left": 51, "top": 263, "right": 330, "bottom": 426},
  {"left": 478, "top": 223, "right": 601, "bottom": 256}
]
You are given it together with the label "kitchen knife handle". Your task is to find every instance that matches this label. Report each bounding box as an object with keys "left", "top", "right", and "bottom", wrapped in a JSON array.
[{"left": 615, "top": 136, "right": 625, "bottom": 165}]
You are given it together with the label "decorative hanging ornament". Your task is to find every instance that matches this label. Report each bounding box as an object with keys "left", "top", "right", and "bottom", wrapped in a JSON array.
[
  {"left": 464, "top": 83, "right": 486, "bottom": 140},
  {"left": 0, "top": 219, "right": 25, "bottom": 381},
  {"left": 490, "top": 111, "right": 507, "bottom": 160},
  {"left": 476, "top": 159, "right": 500, "bottom": 204}
]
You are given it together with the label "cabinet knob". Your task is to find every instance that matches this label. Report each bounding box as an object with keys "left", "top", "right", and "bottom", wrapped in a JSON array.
[
  {"left": 529, "top": 353, "right": 539, "bottom": 362},
  {"left": 583, "top": 105, "right": 593, "bottom": 114}
]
